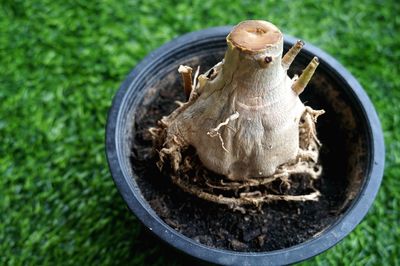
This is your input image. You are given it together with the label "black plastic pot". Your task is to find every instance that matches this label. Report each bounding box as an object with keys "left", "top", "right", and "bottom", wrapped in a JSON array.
[{"left": 106, "top": 26, "right": 384, "bottom": 265}]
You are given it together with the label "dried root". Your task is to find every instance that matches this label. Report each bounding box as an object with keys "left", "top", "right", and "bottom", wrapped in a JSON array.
[
  {"left": 207, "top": 112, "right": 240, "bottom": 152},
  {"left": 151, "top": 106, "right": 324, "bottom": 210},
  {"left": 171, "top": 174, "right": 321, "bottom": 209}
]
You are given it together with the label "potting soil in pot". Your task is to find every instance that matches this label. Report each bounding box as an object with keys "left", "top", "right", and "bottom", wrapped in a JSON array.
[{"left": 130, "top": 53, "right": 367, "bottom": 252}]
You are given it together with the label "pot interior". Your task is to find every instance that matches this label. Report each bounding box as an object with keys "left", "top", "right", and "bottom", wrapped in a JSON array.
[{"left": 125, "top": 39, "right": 369, "bottom": 252}]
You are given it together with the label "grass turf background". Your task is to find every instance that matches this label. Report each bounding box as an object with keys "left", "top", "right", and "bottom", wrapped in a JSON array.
[{"left": 1, "top": 0, "right": 399, "bottom": 265}]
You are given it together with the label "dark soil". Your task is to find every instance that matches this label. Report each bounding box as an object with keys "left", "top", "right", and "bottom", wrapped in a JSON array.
[{"left": 130, "top": 68, "right": 360, "bottom": 252}]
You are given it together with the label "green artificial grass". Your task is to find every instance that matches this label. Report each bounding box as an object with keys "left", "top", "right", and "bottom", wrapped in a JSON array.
[{"left": 1, "top": 0, "right": 399, "bottom": 265}]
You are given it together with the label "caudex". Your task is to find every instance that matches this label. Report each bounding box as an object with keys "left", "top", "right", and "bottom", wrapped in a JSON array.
[{"left": 150, "top": 20, "right": 325, "bottom": 210}]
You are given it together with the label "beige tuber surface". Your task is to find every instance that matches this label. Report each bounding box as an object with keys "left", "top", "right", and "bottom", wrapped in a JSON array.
[{"left": 150, "top": 20, "right": 325, "bottom": 208}]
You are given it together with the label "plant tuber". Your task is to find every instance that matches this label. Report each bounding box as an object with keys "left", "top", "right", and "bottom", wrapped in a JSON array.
[{"left": 150, "top": 20, "right": 325, "bottom": 209}]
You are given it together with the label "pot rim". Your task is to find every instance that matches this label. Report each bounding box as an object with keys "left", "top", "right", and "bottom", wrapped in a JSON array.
[{"left": 106, "top": 26, "right": 385, "bottom": 265}]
